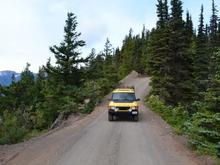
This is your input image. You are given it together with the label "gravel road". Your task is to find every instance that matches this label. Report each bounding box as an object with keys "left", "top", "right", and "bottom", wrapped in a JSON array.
[{"left": 4, "top": 74, "right": 200, "bottom": 165}]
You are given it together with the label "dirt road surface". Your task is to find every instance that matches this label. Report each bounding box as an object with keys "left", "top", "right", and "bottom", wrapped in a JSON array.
[{"left": 2, "top": 73, "right": 201, "bottom": 165}]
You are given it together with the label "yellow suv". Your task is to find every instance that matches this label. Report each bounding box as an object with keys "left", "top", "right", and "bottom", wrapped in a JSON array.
[{"left": 108, "top": 87, "right": 140, "bottom": 121}]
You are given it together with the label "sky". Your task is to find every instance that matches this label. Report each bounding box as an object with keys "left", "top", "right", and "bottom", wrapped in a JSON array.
[{"left": 0, "top": 0, "right": 219, "bottom": 72}]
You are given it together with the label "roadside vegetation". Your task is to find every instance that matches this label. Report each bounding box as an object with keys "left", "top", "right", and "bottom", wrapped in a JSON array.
[
  {"left": 146, "top": 0, "right": 220, "bottom": 159},
  {"left": 0, "top": 0, "right": 220, "bottom": 160},
  {"left": 147, "top": 95, "right": 220, "bottom": 156},
  {"left": 0, "top": 13, "right": 120, "bottom": 144},
  {"left": 0, "top": 12, "right": 147, "bottom": 144}
]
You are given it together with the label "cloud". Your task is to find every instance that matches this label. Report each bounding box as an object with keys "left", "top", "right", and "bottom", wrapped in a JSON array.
[
  {"left": 74, "top": 0, "right": 156, "bottom": 54},
  {"left": 0, "top": 0, "right": 156, "bottom": 72},
  {"left": 0, "top": 0, "right": 211, "bottom": 72},
  {"left": 0, "top": 0, "right": 50, "bottom": 72},
  {"left": 49, "top": 1, "right": 68, "bottom": 14}
]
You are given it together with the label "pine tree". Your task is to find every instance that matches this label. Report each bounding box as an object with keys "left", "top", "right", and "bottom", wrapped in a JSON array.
[
  {"left": 209, "top": 0, "right": 218, "bottom": 46},
  {"left": 120, "top": 28, "right": 146, "bottom": 74},
  {"left": 205, "top": 49, "right": 220, "bottom": 112},
  {"left": 141, "top": 25, "right": 146, "bottom": 39},
  {"left": 140, "top": 26, "right": 150, "bottom": 74},
  {"left": 103, "top": 38, "right": 113, "bottom": 57},
  {"left": 205, "top": 24, "right": 209, "bottom": 37},
  {"left": 20, "top": 63, "right": 35, "bottom": 85},
  {"left": 147, "top": 27, "right": 170, "bottom": 99},
  {"left": 185, "top": 11, "right": 193, "bottom": 41},
  {"left": 167, "top": 0, "right": 193, "bottom": 104},
  {"left": 119, "top": 29, "right": 135, "bottom": 78},
  {"left": 170, "top": 0, "right": 183, "bottom": 20},
  {"left": 216, "top": 21, "right": 220, "bottom": 47},
  {"left": 132, "top": 35, "right": 142, "bottom": 72},
  {"left": 114, "top": 47, "right": 121, "bottom": 68},
  {"left": 103, "top": 39, "right": 118, "bottom": 85},
  {"left": 156, "top": 0, "right": 169, "bottom": 28},
  {"left": 16, "top": 63, "right": 36, "bottom": 107},
  {"left": 194, "top": 5, "right": 209, "bottom": 93},
  {"left": 147, "top": 0, "right": 171, "bottom": 100},
  {"left": 199, "top": 9, "right": 208, "bottom": 45},
  {"left": 89, "top": 48, "right": 96, "bottom": 60},
  {"left": 86, "top": 49, "right": 105, "bottom": 80},
  {"left": 157, "top": 0, "right": 165, "bottom": 28},
  {"left": 164, "top": 0, "right": 169, "bottom": 21},
  {"left": 103, "top": 38, "right": 114, "bottom": 66},
  {"left": 209, "top": 0, "right": 219, "bottom": 80},
  {"left": 46, "top": 12, "right": 87, "bottom": 87}
]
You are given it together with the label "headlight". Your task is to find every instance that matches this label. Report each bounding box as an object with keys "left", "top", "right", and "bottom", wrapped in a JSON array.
[
  {"left": 131, "top": 106, "right": 138, "bottom": 110},
  {"left": 110, "top": 106, "right": 118, "bottom": 111}
]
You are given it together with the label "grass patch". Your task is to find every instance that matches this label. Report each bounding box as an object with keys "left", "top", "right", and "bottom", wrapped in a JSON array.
[
  {"left": 147, "top": 95, "right": 188, "bottom": 135},
  {"left": 24, "top": 129, "right": 48, "bottom": 141}
]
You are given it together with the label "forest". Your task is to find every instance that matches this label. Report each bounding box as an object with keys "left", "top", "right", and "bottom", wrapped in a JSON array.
[{"left": 0, "top": 0, "right": 220, "bottom": 158}]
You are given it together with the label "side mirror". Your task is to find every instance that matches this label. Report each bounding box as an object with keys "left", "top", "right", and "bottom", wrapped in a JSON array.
[{"left": 136, "top": 98, "right": 140, "bottom": 101}]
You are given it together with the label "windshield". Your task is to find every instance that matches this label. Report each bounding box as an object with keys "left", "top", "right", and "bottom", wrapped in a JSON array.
[{"left": 112, "top": 93, "right": 136, "bottom": 102}]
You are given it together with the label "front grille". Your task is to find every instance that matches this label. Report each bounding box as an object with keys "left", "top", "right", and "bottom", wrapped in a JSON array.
[{"left": 117, "top": 107, "right": 130, "bottom": 110}]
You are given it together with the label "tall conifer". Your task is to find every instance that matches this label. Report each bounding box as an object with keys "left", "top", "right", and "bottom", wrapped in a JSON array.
[
  {"left": 167, "top": 0, "right": 193, "bottom": 104},
  {"left": 194, "top": 5, "right": 209, "bottom": 93},
  {"left": 46, "top": 13, "right": 87, "bottom": 86}
]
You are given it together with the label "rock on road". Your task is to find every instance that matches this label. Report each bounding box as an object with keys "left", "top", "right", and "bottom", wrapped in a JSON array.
[{"left": 5, "top": 73, "right": 200, "bottom": 165}]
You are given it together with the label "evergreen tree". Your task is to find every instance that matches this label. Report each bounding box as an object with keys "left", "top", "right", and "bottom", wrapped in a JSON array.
[
  {"left": 46, "top": 12, "right": 87, "bottom": 87},
  {"left": 167, "top": 0, "right": 193, "bottom": 104},
  {"left": 103, "top": 38, "right": 113, "bottom": 57},
  {"left": 185, "top": 11, "right": 193, "bottom": 41},
  {"left": 156, "top": 0, "right": 169, "bottom": 28},
  {"left": 205, "top": 24, "right": 209, "bottom": 37},
  {"left": 18, "top": 63, "right": 36, "bottom": 106},
  {"left": 147, "top": 27, "right": 171, "bottom": 100},
  {"left": 209, "top": 0, "right": 218, "bottom": 46},
  {"left": 103, "top": 38, "right": 114, "bottom": 66},
  {"left": 119, "top": 26, "right": 151, "bottom": 76},
  {"left": 216, "top": 21, "right": 220, "bottom": 47},
  {"left": 103, "top": 39, "right": 118, "bottom": 85},
  {"left": 197, "top": 5, "right": 206, "bottom": 38},
  {"left": 205, "top": 49, "right": 220, "bottom": 112},
  {"left": 209, "top": 0, "right": 219, "bottom": 80},
  {"left": 140, "top": 26, "right": 150, "bottom": 74},
  {"left": 114, "top": 47, "right": 121, "bottom": 69},
  {"left": 193, "top": 5, "right": 209, "bottom": 93},
  {"left": 141, "top": 25, "right": 146, "bottom": 39},
  {"left": 119, "top": 29, "right": 135, "bottom": 78},
  {"left": 129, "top": 33, "right": 143, "bottom": 73},
  {"left": 147, "top": 0, "right": 171, "bottom": 100},
  {"left": 20, "top": 63, "right": 35, "bottom": 84},
  {"left": 156, "top": 0, "right": 165, "bottom": 28},
  {"left": 164, "top": 0, "right": 169, "bottom": 21}
]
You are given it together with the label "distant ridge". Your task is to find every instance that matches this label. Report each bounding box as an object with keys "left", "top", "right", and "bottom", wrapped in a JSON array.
[{"left": 0, "top": 70, "right": 21, "bottom": 86}]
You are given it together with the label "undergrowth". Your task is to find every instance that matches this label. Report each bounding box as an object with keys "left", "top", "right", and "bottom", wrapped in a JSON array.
[{"left": 147, "top": 95, "right": 220, "bottom": 158}]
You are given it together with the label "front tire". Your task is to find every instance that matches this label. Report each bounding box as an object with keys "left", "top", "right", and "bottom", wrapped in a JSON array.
[
  {"left": 133, "top": 115, "right": 139, "bottom": 122},
  {"left": 108, "top": 113, "right": 113, "bottom": 121}
]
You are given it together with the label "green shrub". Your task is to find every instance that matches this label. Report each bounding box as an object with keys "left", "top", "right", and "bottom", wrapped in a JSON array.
[
  {"left": 184, "top": 112, "right": 220, "bottom": 155},
  {"left": 0, "top": 112, "right": 27, "bottom": 144},
  {"left": 147, "top": 95, "right": 188, "bottom": 134},
  {"left": 217, "top": 142, "right": 220, "bottom": 158},
  {"left": 147, "top": 95, "right": 220, "bottom": 156}
]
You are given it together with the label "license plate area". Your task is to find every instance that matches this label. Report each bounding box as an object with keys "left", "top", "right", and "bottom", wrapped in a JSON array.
[{"left": 132, "top": 111, "right": 138, "bottom": 115}]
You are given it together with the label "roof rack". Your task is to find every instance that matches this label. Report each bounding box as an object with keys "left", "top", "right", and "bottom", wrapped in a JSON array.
[{"left": 117, "top": 86, "right": 135, "bottom": 90}]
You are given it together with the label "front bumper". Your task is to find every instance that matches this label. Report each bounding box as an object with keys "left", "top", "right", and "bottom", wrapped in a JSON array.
[{"left": 108, "top": 109, "right": 138, "bottom": 116}]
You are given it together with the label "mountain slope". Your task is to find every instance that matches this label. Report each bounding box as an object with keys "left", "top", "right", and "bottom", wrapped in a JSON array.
[
  {"left": 2, "top": 74, "right": 201, "bottom": 165},
  {"left": 0, "top": 70, "right": 21, "bottom": 86}
]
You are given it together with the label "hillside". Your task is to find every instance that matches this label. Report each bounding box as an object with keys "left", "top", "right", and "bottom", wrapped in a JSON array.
[{"left": 0, "top": 71, "right": 20, "bottom": 86}]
